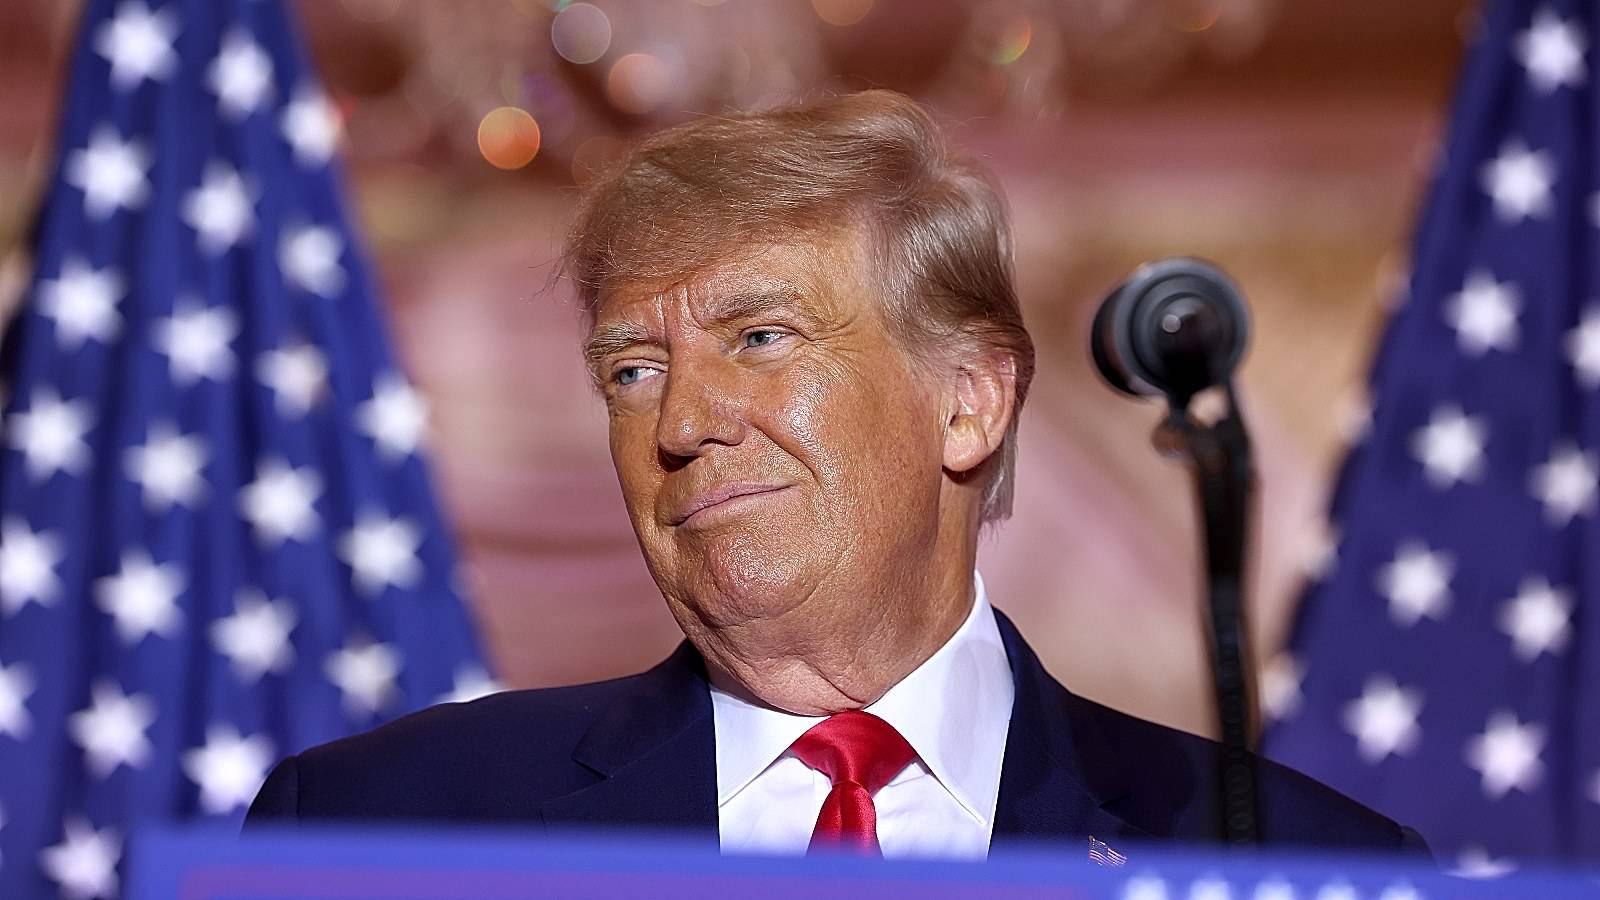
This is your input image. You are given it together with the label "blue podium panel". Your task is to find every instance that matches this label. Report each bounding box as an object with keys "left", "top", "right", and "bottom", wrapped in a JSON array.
[{"left": 128, "top": 827, "right": 1596, "bottom": 900}]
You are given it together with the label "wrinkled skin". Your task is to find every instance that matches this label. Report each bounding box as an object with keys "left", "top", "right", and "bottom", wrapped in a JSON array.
[{"left": 587, "top": 232, "right": 1016, "bottom": 715}]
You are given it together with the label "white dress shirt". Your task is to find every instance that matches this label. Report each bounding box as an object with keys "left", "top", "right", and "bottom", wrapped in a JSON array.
[{"left": 710, "top": 572, "right": 1015, "bottom": 859}]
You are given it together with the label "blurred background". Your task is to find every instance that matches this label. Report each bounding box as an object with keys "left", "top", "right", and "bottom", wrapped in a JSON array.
[{"left": 0, "top": 0, "right": 1473, "bottom": 739}]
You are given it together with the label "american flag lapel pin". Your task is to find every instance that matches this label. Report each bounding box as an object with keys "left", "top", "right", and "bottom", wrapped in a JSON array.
[{"left": 1087, "top": 835, "right": 1128, "bottom": 867}]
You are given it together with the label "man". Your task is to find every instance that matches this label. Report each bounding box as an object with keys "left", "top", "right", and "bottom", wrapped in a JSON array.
[{"left": 248, "top": 90, "right": 1425, "bottom": 858}]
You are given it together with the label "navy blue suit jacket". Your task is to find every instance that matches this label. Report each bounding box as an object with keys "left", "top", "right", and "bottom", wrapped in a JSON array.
[{"left": 247, "top": 610, "right": 1425, "bottom": 853}]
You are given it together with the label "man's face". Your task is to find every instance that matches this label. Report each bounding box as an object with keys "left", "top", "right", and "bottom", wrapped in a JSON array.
[{"left": 588, "top": 234, "right": 949, "bottom": 646}]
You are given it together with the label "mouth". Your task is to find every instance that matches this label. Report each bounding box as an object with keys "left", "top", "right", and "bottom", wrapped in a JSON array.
[{"left": 671, "top": 484, "right": 792, "bottom": 527}]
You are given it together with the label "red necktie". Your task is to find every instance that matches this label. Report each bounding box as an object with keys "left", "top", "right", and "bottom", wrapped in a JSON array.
[{"left": 788, "top": 709, "right": 916, "bottom": 856}]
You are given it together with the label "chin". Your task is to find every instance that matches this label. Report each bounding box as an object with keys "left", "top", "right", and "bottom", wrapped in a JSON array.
[{"left": 670, "top": 525, "right": 831, "bottom": 627}]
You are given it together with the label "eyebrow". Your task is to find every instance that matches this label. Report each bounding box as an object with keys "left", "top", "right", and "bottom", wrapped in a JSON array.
[{"left": 582, "top": 285, "right": 812, "bottom": 373}]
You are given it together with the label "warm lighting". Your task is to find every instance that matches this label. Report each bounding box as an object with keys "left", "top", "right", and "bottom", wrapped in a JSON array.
[
  {"left": 339, "top": 0, "right": 401, "bottom": 23},
  {"left": 811, "top": 0, "right": 872, "bottom": 27},
  {"left": 1170, "top": 0, "right": 1225, "bottom": 33},
  {"left": 551, "top": 2, "right": 612, "bottom": 65},
  {"left": 607, "top": 53, "right": 672, "bottom": 114},
  {"left": 477, "top": 106, "right": 542, "bottom": 169},
  {"left": 990, "top": 16, "right": 1032, "bottom": 65},
  {"left": 571, "top": 134, "right": 626, "bottom": 184}
]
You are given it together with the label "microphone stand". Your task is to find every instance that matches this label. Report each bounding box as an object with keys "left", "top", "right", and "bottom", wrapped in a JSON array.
[{"left": 1153, "top": 381, "right": 1259, "bottom": 844}]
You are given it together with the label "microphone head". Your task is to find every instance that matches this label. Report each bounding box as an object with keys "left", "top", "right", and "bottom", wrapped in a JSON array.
[{"left": 1091, "top": 257, "right": 1251, "bottom": 406}]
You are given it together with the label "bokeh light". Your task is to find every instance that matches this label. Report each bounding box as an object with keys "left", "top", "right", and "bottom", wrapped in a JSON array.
[
  {"left": 476, "top": 106, "right": 541, "bottom": 169},
  {"left": 990, "top": 16, "right": 1032, "bottom": 65},
  {"left": 607, "top": 53, "right": 672, "bottom": 115},
  {"left": 811, "top": 0, "right": 873, "bottom": 27},
  {"left": 551, "top": 2, "right": 612, "bottom": 65},
  {"left": 1169, "top": 0, "right": 1225, "bottom": 33}
]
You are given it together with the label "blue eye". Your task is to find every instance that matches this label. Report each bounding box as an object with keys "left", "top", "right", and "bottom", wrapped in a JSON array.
[
  {"left": 743, "top": 330, "right": 783, "bottom": 349},
  {"left": 615, "top": 366, "right": 651, "bottom": 386}
]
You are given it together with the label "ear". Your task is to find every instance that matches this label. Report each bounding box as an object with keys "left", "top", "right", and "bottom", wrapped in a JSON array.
[{"left": 942, "top": 351, "right": 1017, "bottom": 474}]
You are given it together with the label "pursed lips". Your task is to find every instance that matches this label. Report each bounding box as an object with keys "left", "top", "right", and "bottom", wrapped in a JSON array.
[{"left": 668, "top": 483, "right": 791, "bottom": 526}]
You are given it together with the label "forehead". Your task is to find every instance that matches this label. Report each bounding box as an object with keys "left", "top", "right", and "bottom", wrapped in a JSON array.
[{"left": 588, "top": 235, "right": 867, "bottom": 333}]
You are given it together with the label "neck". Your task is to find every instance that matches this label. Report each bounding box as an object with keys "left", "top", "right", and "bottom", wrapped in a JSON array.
[{"left": 692, "top": 516, "right": 980, "bottom": 716}]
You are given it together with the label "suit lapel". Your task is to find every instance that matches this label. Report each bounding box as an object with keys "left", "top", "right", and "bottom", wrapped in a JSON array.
[
  {"left": 539, "top": 641, "right": 720, "bottom": 839},
  {"left": 538, "top": 611, "right": 1155, "bottom": 850},
  {"left": 991, "top": 609, "right": 1153, "bottom": 849}
]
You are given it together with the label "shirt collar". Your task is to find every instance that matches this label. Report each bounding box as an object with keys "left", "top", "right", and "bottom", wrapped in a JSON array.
[{"left": 708, "top": 572, "right": 1016, "bottom": 826}]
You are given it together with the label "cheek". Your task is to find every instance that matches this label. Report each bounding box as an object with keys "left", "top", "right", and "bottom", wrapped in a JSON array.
[
  {"left": 773, "top": 357, "right": 942, "bottom": 507},
  {"left": 608, "top": 410, "right": 662, "bottom": 517}
]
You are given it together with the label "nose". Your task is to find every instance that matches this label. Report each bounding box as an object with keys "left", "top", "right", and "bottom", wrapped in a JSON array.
[{"left": 655, "top": 359, "right": 747, "bottom": 461}]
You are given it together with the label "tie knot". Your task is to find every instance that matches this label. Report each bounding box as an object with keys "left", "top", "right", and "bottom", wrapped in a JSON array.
[{"left": 788, "top": 709, "right": 916, "bottom": 794}]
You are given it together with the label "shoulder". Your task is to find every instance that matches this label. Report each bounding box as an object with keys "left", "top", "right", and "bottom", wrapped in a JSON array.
[
  {"left": 1067, "top": 692, "right": 1421, "bottom": 852},
  {"left": 248, "top": 673, "right": 648, "bottom": 824}
]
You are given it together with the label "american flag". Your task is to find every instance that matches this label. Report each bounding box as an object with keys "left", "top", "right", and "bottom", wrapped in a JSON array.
[
  {"left": 0, "top": 1, "right": 490, "bottom": 896},
  {"left": 1263, "top": 0, "right": 1598, "bottom": 872}
]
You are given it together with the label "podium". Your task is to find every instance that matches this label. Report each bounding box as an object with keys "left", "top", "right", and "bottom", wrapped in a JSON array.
[{"left": 127, "top": 826, "right": 1595, "bottom": 899}]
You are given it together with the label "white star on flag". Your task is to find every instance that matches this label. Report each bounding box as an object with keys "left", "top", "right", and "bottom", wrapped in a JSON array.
[
  {"left": 154, "top": 300, "right": 240, "bottom": 385},
  {"left": 1459, "top": 839, "right": 1516, "bottom": 877},
  {"left": 1452, "top": 846, "right": 1518, "bottom": 879},
  {"left": 1498, "top": 576, "right": 1572, "bottom": 662},
  {"left": 64, "top": 125, "right": 150, "bottom": 220},
  {"left": 256, "top": 341, "right": 329, "bottom": 415},
  {"left": 239, "top": 458, "right": 322, "bottom": 545},
  {"left": 357, "top": 374, "right": 428, "bottom": 461},
  {"left": 40, "top": 818, "right": 120, "bottom": 900},
  {"left": 68, "top": 681, "right": 157, "bottom": 777},
  {"left": 94, "top": 0, "right": 179, "bottom": 90},
  {"left": 0, "top": 661, "right": 35, "bottom": 739},
  {"left": 6, "top": 388, "right": 95, "bottom": 481},
  {"left": 1342, "top": 675, "right": 1424, "bottom": 764},
  {"left": 1480, "top": 141, "right": 1556, "bottom": 223},
  {"left": 437, "top": 665, "right": 503, "bottom": 705},
  {"left": 279, "top": 224, "right": 346, "bottom": 297},
  {"left": 1376, "top": 542, "right": 1454, "bottom": 626},
  {"left": 1409, "top": 406, "right": 1488, "bottom": 489},
  {"left": 124, "top": 423, "right": 208, "bottom": 511},
  {"left": 1186, "top": 875, "right": 1231, "bottom": 900},
  {"left": 1252, "top": 880, "right": 1296, "bottom": 900},
  {"left": 326, "top": 640, "right": 401, "bottom": 717},
  {"left": 1120, "top": 874, "right": 1170, "bottom": 900},
  {"left": 95, "top": 550, "right": 186, "bottom": 644},
  {"left": 1514, "top": 8, "right": 1586, "bottom": 93},
  {"left": 1565, "top": 306, "right": 1600, "bottom": 387},
  {"left": 338, "top": 513, "right": 423, "bottom": 596},
  {"left": 1529, "top": 443, "right": 1598, "bottom": 524},
  {"left": 182, "top": 162, "right": 255, "bottom": 254},
  {"left": 1312, "top": 882, "right": 1358, "bottom": 900},
  {"left": 210, "top": 590, "right": 297, "bottom": 683},
  {"left": 1259, "top": 653, "right": 1303, "bottom": 723},
  {"left": 183, "top": 725, "right": 275, "bottom": 815},
  {"left": 1465, "top": 711, "right": 1544, "bottom": 798},
  {"left": 38, "top": 257, "right": 124, "bottom": 349},
  {"left": 207, "top": 28, "right": 274, "bottom": 118},
  {"left": 0, "top": 519, "right": 64, "bottom": 616},
  {"left": 1375, "top": 885, "right": 1421, "bottom": 900},
  {"left": 281, "top": 86, "right": 341, "bottom": 165},
  {"left": 1444, "top": 271, "right": 1519, "bottom": 355}
]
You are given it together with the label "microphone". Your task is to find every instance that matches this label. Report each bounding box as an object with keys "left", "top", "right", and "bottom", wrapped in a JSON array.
[
  {"left": 1090, "top": 256, "right": 1262, "bottom": 844},
  {"left": 1091, "top": 257, "right": 1251, "bottom": 407}
]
